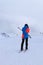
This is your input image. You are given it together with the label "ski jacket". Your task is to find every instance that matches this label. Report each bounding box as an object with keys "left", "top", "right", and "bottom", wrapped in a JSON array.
[{"left": 22, "top": 25, "right": 30, "bottom": 39}]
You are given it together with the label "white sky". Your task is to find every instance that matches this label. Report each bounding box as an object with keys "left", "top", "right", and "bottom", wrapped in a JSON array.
[{"left": 0, "top": 0, "right": 43, "bottom": 20}]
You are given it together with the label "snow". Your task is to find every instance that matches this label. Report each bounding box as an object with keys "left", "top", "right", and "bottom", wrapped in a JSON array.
[
  {"left": 0, "top": 0, "right": 43, "bottom": 65},
  {"left": 0, "top": 34, "right": 43, "bottom": 65}
]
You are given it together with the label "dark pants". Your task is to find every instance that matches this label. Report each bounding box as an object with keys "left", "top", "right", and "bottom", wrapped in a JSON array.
[{"left": 21, "top": 38, "right": 28, "bottom": 51}]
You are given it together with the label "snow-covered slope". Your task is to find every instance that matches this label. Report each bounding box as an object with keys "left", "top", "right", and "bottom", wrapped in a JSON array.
[{"left": 0, "top": 31, "right": 43, "bottom": 65}]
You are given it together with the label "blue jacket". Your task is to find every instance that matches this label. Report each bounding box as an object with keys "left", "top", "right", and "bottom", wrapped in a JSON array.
[{"left": 22, "top": 25, "right": 29, "bottom": 39}]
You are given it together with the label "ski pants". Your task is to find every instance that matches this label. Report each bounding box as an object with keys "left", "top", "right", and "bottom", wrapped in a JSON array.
[{"left": 21, "top": 38, "right": 28, "bottom": 51}]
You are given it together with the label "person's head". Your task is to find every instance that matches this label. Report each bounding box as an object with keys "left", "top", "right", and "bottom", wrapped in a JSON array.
[{"left": 25, "top": 24, "right": 29, "bottom": 28}]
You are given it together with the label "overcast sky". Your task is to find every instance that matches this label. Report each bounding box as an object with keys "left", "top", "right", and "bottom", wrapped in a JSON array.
[{"left": 0, "top": 0, "right": 43, "bottom": 22}]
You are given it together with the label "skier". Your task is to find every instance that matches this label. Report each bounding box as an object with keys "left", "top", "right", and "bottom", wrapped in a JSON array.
[{"left": 21, "top": 24, "right": 30, "bottom": 51}]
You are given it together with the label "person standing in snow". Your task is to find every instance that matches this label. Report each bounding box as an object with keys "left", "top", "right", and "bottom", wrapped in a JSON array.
[{"left": 21, "top": 24, "right": 31, "bottom": 51}]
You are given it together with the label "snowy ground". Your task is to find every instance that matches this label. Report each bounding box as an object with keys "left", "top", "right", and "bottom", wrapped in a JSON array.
[{"left": 0, "top": 33, "right": 43, "bottom": 65}]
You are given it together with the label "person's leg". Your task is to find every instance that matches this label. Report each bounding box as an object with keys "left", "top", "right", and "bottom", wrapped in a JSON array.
[
  {"left": 21, "top": 38, "right": 24, "bottom": 51},
  {"left": 25, "top": 38, "right": 28, "bottom": 50}
]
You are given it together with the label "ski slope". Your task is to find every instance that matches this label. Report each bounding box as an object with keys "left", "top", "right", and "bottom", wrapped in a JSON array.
[
  {"left": 0, "top": 32, "right": 43, "bottom": 65},
  {"left": 0, "top": 0, "right": 43, "bottom": 65}
]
